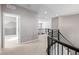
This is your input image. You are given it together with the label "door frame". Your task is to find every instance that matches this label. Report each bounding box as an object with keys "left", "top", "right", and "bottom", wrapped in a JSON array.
[{"left": 3, "top": 13, "right": 20, "bottom": 48}]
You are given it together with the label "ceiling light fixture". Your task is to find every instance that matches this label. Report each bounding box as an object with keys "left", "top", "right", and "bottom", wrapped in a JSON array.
[{"left": 44, "top": 11, "right": 47, "bottom": 14}]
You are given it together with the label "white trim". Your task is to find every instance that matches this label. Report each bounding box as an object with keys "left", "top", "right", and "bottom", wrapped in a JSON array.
[
  {"left": 16, "top": 15, "right": 20, "bottom": 42},
  {"left": 21, "top": 39, "right": 38, "bottom": 44},
  {"left": 3, "top": 13, "right": 18, "bottom": 17}
]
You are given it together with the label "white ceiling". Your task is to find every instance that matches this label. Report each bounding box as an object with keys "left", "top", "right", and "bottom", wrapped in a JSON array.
[
  {"left": 17, "top": 4, "right": 79, "bottom": 21},
  {"left": 16, "top": 4, "right": 41, "bottom": 12}
]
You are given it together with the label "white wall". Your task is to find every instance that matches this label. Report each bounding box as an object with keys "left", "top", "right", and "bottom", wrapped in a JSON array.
[
  {"left": 38, "top": 18, "right": 51, "bottom": 29},
  {"left": 59, "top": 14, "right": 79, "bottom": 48},
  {"left": 38, "top": 20, "right": 51, "bottom": 29},
  {"left": 0, "top": 5, "right": 1, "bottom": 48},
  {"left": 51, "top": 17, "right": 58, "bottom": 29},
  {"left": 3, "top": 5, "right": 38, "bottom": 43}
]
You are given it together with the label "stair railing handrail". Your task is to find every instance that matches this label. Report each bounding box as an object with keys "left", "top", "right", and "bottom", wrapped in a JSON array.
[
  {"left": 47, "top": 29, "right": 79, "bottom": 55},
  {"left": 48, "top": 35, "right": 79, "bottom": 52},
  {"left": 58, "top": 30, "right": 74, "bottom": 46},
  {"left": 48, "top": 29, "right": 73, "bottom": 46}
]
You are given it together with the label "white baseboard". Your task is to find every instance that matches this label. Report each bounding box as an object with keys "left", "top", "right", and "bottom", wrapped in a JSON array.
[{"left": 21, "top": 39, "right": 38, "bottom": 44}]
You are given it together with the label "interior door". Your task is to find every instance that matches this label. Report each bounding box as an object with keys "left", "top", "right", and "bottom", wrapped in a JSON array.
[{"left": 3, "top": 13, "right": 19, "bottom": 48}]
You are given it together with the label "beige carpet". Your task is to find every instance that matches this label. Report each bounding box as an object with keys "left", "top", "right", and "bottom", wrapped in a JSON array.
[{"left": 0, "top": 34, "right": 47, "bottom": 55}]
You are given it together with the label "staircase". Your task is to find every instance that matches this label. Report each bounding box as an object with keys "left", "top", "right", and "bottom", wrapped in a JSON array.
[{"left": 47, "top": 29, "right": 79, "bottom": 55}]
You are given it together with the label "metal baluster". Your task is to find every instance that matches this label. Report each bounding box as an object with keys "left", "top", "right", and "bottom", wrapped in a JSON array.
[
  {"left": 62, "top": 45, "right": 63, "bottom": 55},
  {"left": 57, "top": 43, "right": 59, "bottom": 55},
  {"left": 47, "top": 36, "right": 50, "bottom": 55},
  {"left": 47, "top": 29, "right": 50, "bottom": 55},
  {"left": 57, "top": 30, "right": 60, "bottom": 55},
  {"left": 54, "top": 43, "right": 56, "bottom": 55},
  {"left": 52, "top": 40, "right": 54, "bottom": 55},
  {"left": 51, "top": 30, "right": 53, "bottom": 55},
  {"left": 67, "top": 48, "right": 69, "bottom": 55},
  {"left": 75, "top": 51, "right": 77, "bottom": 55}
]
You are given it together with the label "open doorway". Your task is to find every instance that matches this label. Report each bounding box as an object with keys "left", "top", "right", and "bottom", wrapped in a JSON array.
[{"left": 3, "top": 13, "right": 19, "bottom": 48}]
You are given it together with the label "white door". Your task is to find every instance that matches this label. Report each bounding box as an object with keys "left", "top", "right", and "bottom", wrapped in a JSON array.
[{"left": 3, "top": 13, "right": 19, "bottom": 48}]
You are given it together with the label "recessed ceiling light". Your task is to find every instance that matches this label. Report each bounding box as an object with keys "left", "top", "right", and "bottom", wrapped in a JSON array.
[
  {"left": 44, "top": 11, "right": 47, "bottom": 14},
  {"left": 56, "top": 14, "right": 58, "bottom": 16}
]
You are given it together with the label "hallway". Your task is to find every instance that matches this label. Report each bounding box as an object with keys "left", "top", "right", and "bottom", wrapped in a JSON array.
[{"left": 0, "top": 34, "right": 47, "bottom": 55}]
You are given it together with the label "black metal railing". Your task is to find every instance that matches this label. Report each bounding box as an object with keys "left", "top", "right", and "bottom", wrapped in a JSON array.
[{"left": 47, "top": 29, "right": 79, "bottom": 55}]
